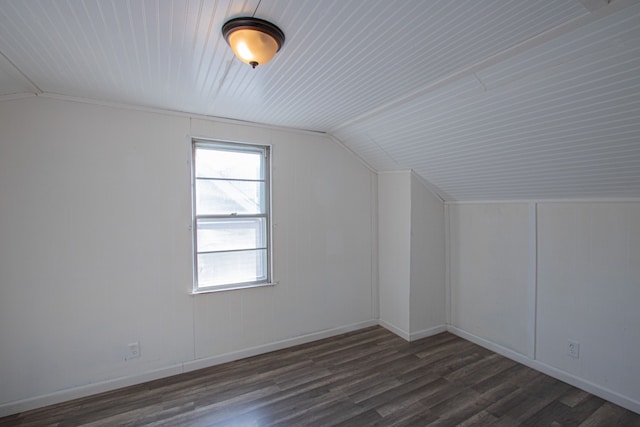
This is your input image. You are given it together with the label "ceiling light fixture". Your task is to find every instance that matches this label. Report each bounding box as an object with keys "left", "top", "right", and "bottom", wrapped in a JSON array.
[{"left": 222, "top": 17, "right": 285, "bottom": 69}]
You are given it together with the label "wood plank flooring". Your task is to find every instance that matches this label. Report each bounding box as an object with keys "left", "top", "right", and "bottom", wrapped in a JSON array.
[{"left": 2, "top": 327, "right": 639, "bottom": 426}]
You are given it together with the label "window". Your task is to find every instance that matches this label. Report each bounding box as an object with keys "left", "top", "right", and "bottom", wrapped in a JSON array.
[{"left": 192, "top": 139, "right": 271, "bottom": 292}]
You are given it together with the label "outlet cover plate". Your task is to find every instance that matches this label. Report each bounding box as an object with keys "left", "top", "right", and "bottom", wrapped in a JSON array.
[
  {"left": 568, "top": 340, "right": 580, "bottom": 359},
  {"left": 126, "top": 342, "right": 141, "bottom": 360}
]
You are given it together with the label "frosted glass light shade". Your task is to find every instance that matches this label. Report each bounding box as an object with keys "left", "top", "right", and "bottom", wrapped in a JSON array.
[
  {"left": 228, "top": 29, "right": 279, "bottom": 67},
  {"left": 222, "top": 17, "right": 285, "bottom": 68}
]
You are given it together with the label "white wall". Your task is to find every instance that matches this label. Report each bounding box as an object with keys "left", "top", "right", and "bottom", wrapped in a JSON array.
[
  {"left": 3, "top": 96, "right": 637, "bottom": 416},
  {"left": 447, "top": 201, "right": 640, "bottom": 414},
  {"left": 409, "top": 174, "right": 445, "bottom": 337},
  {"left": 0, "top": 96, "right": 377, "bottom": 415},
  {"left": 378, "top": 171, "right": 446, "bottom": 340},
  {"left": 448, "top": 203, "right": 531, "bottom": 355},
  {"left": 537, "top": 203, "right": 640, "bottom": 407},
  {"left": 378, "top": 171, "right": 411, "bottom": 336}
]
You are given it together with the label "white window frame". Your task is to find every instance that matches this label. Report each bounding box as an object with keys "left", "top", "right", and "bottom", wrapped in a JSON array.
[{"left": 191, "top": 138, "right": 273, "bottom": 293}]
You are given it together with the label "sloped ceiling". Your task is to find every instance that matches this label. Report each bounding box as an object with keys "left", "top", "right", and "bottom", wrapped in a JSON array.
[{"left": 0, "top": 0, "right": 639, "bottom": 201}]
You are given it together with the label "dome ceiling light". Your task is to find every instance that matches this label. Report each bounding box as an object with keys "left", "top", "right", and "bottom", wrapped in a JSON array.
[{"left": 222, "top": 17, "right": 285, "bottom": 69}]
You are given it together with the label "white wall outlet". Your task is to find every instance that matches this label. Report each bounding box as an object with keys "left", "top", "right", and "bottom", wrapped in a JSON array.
[
  {"left": 568, "top": 340, "right": 580, "bottom": 359},
  {"left": 125, "top": 342, "right": 140, "bottom": 360}
]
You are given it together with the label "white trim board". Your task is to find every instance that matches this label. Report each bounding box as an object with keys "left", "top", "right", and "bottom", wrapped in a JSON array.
[
  {"left": 379, "top": 321, "right": 447, "bottom": 342},
  {"left": 4, "top": 320, "right": 637, "bottom": 417},
  {"left": 527, "top": 202, "right": 538, "bottom": 360},
  {"left": 378, "top": 320, "right": 410, "bottom": 341},
  {"left": 447, "top": 325, "right": 640, "bottom": 415},
  {"left": 445, "top": 198, "right": 640, "bottom": 205},
  {"left": 0, "top": 320, "right": 378, "bottom": 417},
  {"left": 410, "top": 325, "right": 447, "bottom": 341},
  {"left": 37, "top": 93, "right": 327, "bottom": 136},
  {"left": 0, "top": 92, "right": 37, "bottom": 102}
]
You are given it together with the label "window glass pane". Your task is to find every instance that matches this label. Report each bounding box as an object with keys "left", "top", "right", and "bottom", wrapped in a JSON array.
[
  {"left": 197, "top": 249, "right": 267, "bottom": 287},
  {"left": 195, "top": 146, "right": 263, "bottom": 180},
  {"left": 197, "top": 218, "right": 266, "bottom": 252},
  {"left": 192, "top": 140, "right": 271, "bottom": 291},
  {"left": 195, "top": 179, "right": 265, "bottom": 215}
]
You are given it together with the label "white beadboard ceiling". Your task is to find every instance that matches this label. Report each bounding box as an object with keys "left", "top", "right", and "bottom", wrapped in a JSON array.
[{"left": 0, "top": 0, "right": 639, "bottom": 201}]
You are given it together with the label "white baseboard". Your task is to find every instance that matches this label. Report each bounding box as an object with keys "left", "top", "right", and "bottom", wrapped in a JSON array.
[
  {"left": 7, "top": 321, "right": 637, "bottom": 417},
  {"left": 378, "top": 321, "right": 446, "bottom": 342},
  {"left": 447, "top": 325, "right": 640, "bottom": 415},
  {"left": 182, "top": 319, "right": 378, "bottom": 372},
  {"left": 0, "top": 319, "right": 378, "bottom": 418},
  {"left": 0, "top": 365, "right": 185, "bottom": 418},
  {"left": 410, "top": 325, "right": 447, "bottom": 341},
  {"left": 378, "top": 320, "right": 410, "bottom": 341}
]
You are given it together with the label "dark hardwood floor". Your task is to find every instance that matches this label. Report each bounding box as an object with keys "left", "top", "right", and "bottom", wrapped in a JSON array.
[{"left": 2, "top": 327, "right": 639, "bottom": 426}]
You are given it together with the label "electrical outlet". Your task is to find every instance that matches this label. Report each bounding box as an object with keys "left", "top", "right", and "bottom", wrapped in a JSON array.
[
  {"left": 568, "top": 340, "right": 580, "bottom": 359},
  {"left": 126, "top": 342, "right": 140, "bottom": 360}
]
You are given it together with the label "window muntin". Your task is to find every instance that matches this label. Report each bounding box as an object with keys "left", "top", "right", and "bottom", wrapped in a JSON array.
[{"left": 192, "top": 140, "right": 271, "bottom": 292}]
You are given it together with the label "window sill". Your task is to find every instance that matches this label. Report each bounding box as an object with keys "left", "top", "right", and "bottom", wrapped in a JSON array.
[{"left": 191, "top": 282, "right": 278, "bottom": 295}]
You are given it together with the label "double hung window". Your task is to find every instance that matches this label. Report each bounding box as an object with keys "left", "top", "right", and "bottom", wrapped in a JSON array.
[{"left": 192, "top": 139, "right": 271, "bottom": 292}]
